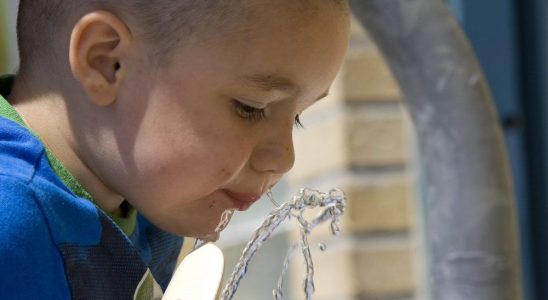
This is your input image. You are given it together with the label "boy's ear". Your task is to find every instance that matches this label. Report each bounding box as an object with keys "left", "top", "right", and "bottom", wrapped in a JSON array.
[{"left": 69, "top": 11, "right": 133, "bottom": 106}]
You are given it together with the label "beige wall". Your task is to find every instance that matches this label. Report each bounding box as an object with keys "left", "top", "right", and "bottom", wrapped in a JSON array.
[{"left": 284, "top": 17, "right": 421, "bottom": 300}]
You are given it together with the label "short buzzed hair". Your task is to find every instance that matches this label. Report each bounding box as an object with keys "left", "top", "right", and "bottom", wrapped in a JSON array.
[
  {"left": 17, "top": 0, "right": 348, "bottom": 74},
  {"left": 17, "top": 1, "right": 241, "bottom": 72}
]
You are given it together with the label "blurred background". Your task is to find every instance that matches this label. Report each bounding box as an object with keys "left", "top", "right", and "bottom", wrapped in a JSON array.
[{"left": 2, "top": 0, "right": 548, "bottom": 299}]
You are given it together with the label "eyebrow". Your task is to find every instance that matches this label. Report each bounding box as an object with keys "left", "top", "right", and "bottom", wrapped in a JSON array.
[
  {"left": 242, "top": 73, "right": 329, "bottom": 101},
  {"left": 243, "top": 73, "right": 301, "bottom": 97}
]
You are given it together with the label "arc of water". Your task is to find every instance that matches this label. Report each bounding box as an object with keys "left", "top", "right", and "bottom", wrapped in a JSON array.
[{"left": 219, "top": 188, "right": 346, "bottom": 300}]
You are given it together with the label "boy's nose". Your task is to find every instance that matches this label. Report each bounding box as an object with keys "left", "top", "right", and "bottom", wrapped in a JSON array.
[{"left": 250, "top": 135, "right": 295, "bottom": 175}]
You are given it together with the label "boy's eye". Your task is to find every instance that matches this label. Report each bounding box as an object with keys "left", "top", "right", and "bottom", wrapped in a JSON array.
[
  {"left": 232, "top": 100, "right": 305, "bottom": 128},
  {"left": 233, "top": 100, "right": 267, "bottom": 122}
]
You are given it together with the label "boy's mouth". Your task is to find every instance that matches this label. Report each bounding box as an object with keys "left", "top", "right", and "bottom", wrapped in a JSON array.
[{"left": 223, "top": 189, "right": 261, "bottom": 211}]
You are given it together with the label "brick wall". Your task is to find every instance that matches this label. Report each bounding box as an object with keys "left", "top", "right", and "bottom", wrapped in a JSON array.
[{"left": 285, "top": 18, "right": 422, "bottom": 300}]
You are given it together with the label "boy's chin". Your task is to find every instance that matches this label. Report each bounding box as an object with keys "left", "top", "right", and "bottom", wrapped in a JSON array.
[{"left": 194, "top": 232, "right": 220, "bottom": 243}]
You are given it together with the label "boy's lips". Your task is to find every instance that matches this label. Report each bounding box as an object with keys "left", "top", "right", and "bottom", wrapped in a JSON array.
[{"left": 223, "top": 189, "right": 261, "bottom": 211}]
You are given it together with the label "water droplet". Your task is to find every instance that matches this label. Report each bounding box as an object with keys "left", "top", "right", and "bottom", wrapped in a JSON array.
[
  {"left": 267, "top": 190, "right": 282, "bottom": 207},
  {"left": 215, "top": 209, "right": 235, "bottom": 233},
  {"left": 318, "top": 243, "right": 327, "bottom": 251},
  {"left": 273, "top": 288, "right": 283, "bottom": 300}
]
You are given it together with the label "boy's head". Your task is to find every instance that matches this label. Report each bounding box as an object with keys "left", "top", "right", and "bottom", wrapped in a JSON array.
[
  {"left": 15, "top": 0, "right": 351, "bottom": 240},
  {"left": 17, "top": 0, "right": 348, "bottom": 73}
]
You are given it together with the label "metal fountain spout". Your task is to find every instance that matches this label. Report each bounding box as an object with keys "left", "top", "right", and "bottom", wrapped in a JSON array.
[{"left": 350, "top": 0, "right": 523, "bottom": 299}]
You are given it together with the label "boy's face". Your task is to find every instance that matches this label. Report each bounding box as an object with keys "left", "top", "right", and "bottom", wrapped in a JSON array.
[{"left": 91, "top": 2, "right": 350, "bottom": 240}]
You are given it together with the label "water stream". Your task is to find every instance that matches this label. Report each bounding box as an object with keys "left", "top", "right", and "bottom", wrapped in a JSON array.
[{"left": 218, "top": 187, "right": 346, "bottom": 300}]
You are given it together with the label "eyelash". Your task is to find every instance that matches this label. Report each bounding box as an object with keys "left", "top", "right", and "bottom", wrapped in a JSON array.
[
  {"left": 232, "top": 100, "right": 304, "bottom": 128},
  {"left": 233, "top": 100, "right": 266, "bottom": 122}
]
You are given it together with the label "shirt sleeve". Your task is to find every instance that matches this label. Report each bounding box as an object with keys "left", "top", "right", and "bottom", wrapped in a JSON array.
[{"left": 0, "top": 175, "right": 71, "bottom": 299}]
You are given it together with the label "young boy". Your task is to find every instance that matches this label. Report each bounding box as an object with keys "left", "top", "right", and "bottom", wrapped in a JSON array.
[{"left": 0, "top": 0, "right": 350, "bottom": 298}]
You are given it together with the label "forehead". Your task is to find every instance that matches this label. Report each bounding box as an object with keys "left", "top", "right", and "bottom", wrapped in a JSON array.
[
  {"left": 235, "top": 2, "right": 349, "bottom": 88},
  {"left": 190, "top": 0, "right": 348, "bottom": 43},
  {"left": 157, "top": 0, "right": 349, "bottom": 102}
]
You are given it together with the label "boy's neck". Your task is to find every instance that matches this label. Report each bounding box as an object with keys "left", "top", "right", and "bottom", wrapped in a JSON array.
[{"left": 8, "top": 76, "right": 126, "bottom": 217}]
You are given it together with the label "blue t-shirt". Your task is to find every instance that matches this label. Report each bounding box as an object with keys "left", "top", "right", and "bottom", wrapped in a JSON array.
[{"left": 0, "top": 79, "right": 183, "bottom": 299}]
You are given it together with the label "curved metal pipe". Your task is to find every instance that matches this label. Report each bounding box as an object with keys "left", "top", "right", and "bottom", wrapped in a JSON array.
[{"left": 349, "top": 0, "right": 523, "bottom": 299}]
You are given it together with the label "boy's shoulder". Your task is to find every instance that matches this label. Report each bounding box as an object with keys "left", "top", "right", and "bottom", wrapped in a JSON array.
[
  {"left": 0, "top": 116, "right": 102, "bottom": 298},
  {"left": 0, "top": 173, "right": 73, "bottom": 299},
  {"left": 0, "top": 116, "right": 44, "bottom": 181},
  {"left": 0, "top": 115, "right": 102, "bottom": 245},
  {"left": 0, "top": 117, "right": 183, "bottom": 298},
  {"left": 0, "top": 125, "right": 76, "bottom": 299}
]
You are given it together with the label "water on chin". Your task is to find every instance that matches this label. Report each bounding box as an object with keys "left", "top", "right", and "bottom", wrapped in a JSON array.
[
  {"left": 194, "top": 209, "right": 235, "bottom": 248},
  {"left": 215, "top": 209, "right": 236, "bottom": 233}
]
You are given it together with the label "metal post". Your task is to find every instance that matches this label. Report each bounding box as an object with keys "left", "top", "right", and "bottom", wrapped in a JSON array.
[{"left": 350, "top": 0, "right": 523, "bottom": 299}]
